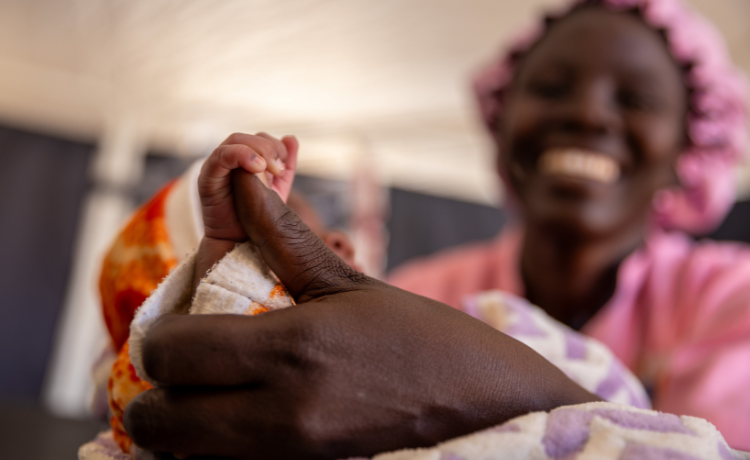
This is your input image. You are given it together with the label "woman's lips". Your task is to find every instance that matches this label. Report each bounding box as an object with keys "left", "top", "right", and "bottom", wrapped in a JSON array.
[{"left": 537, "top": 148, "right": 620, "bottom": 184}]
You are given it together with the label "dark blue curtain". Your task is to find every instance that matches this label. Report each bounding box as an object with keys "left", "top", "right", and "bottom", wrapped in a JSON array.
[{"left": 0, "top": 126, "right": 93, "bottom": 400}]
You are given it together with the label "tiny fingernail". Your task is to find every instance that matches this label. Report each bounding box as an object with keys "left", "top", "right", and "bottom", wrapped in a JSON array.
[
  {"left": 276, "top": 158, "right": 285, "bottom": 171},
  {"left": 254, "top": 155, "right": 266, "bottom": 166}
]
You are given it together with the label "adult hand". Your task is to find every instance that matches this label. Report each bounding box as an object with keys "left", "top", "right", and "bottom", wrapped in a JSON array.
[{"left": 124, "top": 170, "right": 598, "bottom": 460}]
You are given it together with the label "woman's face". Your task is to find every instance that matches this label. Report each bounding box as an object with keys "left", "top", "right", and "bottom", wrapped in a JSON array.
[{"left": 500, "top": 8, "right": 687, "bottom": 238}]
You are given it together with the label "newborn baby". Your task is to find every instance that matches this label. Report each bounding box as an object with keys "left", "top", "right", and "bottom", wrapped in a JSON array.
[{"left": 105, "top": 132, "right": 303, "bottom": 455}]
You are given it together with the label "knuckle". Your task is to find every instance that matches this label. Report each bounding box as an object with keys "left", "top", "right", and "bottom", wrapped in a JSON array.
[
  {"left": 290, "top": 407, "right": 334, "bottom": 456},
  {"left": 215, "top": 144, "right": 240, "bottom": 165},
  {"left": 232, "top": 314, "right": 318, "bottom": 380},
  {"left": 269, "top": 210, "right": 370, "bottom": 297},
  {"left": 225, "top": 132, "right": 245, "bottom": 145},
  {"left": 260, "top": 132, "right": 285, "bottom": 150},
  {"left": 272, "top": 317, "right": 316, "bottom": 372},
  {"left": 209, "top": 145, "right": 226, "bottom": 162},
  {"left": 255, "top": 137, "right": 275, "bottom": 158}
]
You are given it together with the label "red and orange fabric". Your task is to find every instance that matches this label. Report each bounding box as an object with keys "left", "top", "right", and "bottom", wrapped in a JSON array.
[
  {"left": 99, "top": 178, "right": 281, "bottom": 453},
  {"left": 99, "top": 182, "right": 177, "bottom": 453},
  {"left": 100, "top": 182, "right": 178, "bottom": 352},
  {"left": 107, "top": 342, "right": 153, "bottom": 453}
]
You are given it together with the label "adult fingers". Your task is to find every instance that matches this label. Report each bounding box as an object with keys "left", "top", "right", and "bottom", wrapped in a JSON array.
[
  {"left": 232, "top": 169, "right": 368, "bottom": 302},
  {"left": 131, "top": 445, "right": 182, "bottom": 460},
  {"left": 124, "top": 387, "right": 244, "bottom": 458},
  {"left": 140, "top": 312, "right": 309, "bottom": 386},
  {"left": 124, "top": 386, "right": 312, "bottom": 459}
]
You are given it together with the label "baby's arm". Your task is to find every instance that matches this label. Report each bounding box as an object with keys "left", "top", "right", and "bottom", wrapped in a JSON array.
[{"left": 194, "top": 132, "right": 298, "bottom": 289}]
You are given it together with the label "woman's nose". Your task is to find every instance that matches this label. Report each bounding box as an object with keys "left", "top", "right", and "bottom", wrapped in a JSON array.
[{"left": 562, "top": 79, "right": 621, "bottom": 134}]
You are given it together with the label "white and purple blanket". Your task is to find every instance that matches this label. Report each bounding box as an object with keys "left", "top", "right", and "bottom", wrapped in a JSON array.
[
  {"left": 80, "top": 263, "right": 747, "bottom": 459},
  {"left": 353, "top": 401, "right": 747, "bottom": 460}
]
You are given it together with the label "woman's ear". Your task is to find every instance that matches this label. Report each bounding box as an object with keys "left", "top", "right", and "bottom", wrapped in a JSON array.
[
  {"left": 668, "top": 162, "right": 681, "bottom": 188},
  {"left": 650, "top": 157, "right": 682, "bottom": 198}
]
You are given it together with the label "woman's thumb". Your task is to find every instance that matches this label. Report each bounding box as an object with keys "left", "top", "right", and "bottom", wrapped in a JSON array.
[{"left": 232, "top": 169, "right": 365, "bottom": 302}]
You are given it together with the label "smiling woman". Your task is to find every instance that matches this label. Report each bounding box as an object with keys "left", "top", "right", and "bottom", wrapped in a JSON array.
[
  {"left": 500, "top": 6, "right": 689, "bottom": 324},
  {"left": 389, "top": 0, "right": 750, "bottom": 449},
  {"left": 78, "top": 0, "right": 750, "bottom": 457},
  {"left": 502, "top": 7, "right": 687, "bottom": 241}
]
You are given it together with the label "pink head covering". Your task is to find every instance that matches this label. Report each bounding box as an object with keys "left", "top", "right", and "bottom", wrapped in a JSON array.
[{"left": 473, "top": 0, "right": 748, "bottom": 235}]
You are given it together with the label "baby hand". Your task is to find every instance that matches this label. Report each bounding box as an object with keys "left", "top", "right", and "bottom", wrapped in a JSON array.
[
  {"left": 198, "top": 132, "right": 298, "bottom": 242},
  {"left": 193, "top": 133, "right": 298, "bottom": 289}
]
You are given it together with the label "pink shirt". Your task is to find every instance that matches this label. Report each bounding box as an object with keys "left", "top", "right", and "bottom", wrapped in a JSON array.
[{"left": 388, "top": 226, "right": 750, "bottom": 449}]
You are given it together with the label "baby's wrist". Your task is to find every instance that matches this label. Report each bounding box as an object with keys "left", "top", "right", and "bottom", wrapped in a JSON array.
[{"left": 192, "top": 236, "right": 240, "bottom": 296}]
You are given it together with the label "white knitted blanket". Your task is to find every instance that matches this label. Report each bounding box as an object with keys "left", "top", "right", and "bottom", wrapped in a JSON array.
[{"left": 128, "top": 242, "right": 294, "bottom": 384}]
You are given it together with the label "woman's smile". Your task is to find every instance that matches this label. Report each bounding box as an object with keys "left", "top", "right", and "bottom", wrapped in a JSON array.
[{"left": 538, "top": 148, "right": 620, "bottom": 184}]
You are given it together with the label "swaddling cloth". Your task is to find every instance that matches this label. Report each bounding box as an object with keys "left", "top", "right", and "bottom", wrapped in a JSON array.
[
  {"left": 101, "top": 241, "right": 294, "bottom": 456},
  {"left": 129, "top": 241, "right": 294, "bottom": 384}
]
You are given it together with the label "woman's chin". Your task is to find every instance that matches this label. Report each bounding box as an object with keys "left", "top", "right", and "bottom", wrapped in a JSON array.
[
  {"left": 524, "top": 200, "right": 624, "bottom": 240},
  {"left": 517, "top": 178, "right": 633, "bottom": 239}
]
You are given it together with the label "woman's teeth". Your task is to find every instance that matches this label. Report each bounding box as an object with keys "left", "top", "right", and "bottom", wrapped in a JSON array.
[{"left": 538, "top": 149, "right": 620, "bottom": 184}]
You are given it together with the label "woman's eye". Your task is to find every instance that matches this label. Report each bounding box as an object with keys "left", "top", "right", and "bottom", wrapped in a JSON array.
[
  {"left": 617, "top": 90, "right": 658, "bottom": 111},
  {"left": 528, "top": 80, "right": 569, "bottom": 99}
]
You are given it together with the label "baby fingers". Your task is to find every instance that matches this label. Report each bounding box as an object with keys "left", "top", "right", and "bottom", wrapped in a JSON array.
[
  {"left": 200, "top": 141, "right": 263, "bottom": 188},
  {"left": 222, "top": 132, "right": 287, "bottom": 176}
]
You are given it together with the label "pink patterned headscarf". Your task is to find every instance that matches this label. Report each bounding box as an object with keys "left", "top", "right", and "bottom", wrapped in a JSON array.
[{"left": 473, "top": 0, "right": 748, "bottom": 235}]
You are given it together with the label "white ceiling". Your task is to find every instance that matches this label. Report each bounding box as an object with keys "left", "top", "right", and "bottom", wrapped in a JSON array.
[{"left": 1, "top": 0, "right": 749, "bottom": 203}]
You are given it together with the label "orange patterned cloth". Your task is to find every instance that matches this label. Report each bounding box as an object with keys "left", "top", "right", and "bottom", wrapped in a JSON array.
[
  {"left": 100, "top": 182, "right": 178, "bottom": 453},
  {"left": 100, "top": 182, "right": 178, "bottom": 352},
  {"left": 108, "top": 341, "right": 153, "bottom": 453},
  {"left": 100, "top": 175, "right": 285, "bottom": 454}
]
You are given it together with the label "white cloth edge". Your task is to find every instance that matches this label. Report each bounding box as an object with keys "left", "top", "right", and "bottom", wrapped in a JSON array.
[{"left": 164, "top": 159, "right": 204, "bottom": 263}]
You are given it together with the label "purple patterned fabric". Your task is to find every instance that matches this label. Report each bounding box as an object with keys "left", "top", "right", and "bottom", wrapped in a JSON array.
[
  {"left": 78, "top": 431, "right": 130, "bottom": 460},
  {"left": 333, "top": 402, "right": 747, "bottom": 460},
  {"left": 503, "top": 296, "right": 547, "bottom": 337},
  {"left": 619, "top": 441, "right": 704, "bottom": 460},
  {"left": 592, "top": 408, "right": 694, "bottom": 435},
  {"left": 542, "top": 408, "right": 595, "bottom": 459},
  {"left": 541, "top": 406, "right": 699, "bottom": 459},
  {"left": 564, "top": 331, "right": 588, "bottom": 360},
  {"left": 718, "top": 441, "right": 740, "bottom": 460},
  {"left": 460, "top": 296, "right": 482, "bottom": 321},
  {"left": 439, "top": 453, "right": 466, "bottom": 460},
  {"left": 469, "top": 292, "right": 651, "bottom": 409},
  {"left": 594, "top": 361, "right": 652, "bottom": 408},
  {"left": 595, "top": 360, "right": 629, "bottom": 400}
]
